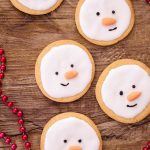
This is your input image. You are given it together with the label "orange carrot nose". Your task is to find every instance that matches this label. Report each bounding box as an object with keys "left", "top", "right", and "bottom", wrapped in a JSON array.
[
  {"left": 127, "top": 92, "right": 141, "bottom": 102},
  {"left": 102, "top": 18, "right": 117, "bottom": 26},
  {"left": 65, "top": 70, "right": 78, "bottom": 79},
  {"left": 69, "top": 146, "right": 82, "bottom": 150}
]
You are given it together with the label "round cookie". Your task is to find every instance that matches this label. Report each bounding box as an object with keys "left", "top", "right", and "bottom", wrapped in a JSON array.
[
  {"left": 75, "top": 0, "right": 135, "bottom": 46},
  {"left": 35, "top": 40, "right": 95, "bottom": 103},
  {"left": 10, "top": 0, "right": 63, "bottom": 15},
  {"left": 41, "top": 112, "right": 102, "bottom": 150},
  {"left": 96, "top": 59, "right": 150, "bottom": 123}
]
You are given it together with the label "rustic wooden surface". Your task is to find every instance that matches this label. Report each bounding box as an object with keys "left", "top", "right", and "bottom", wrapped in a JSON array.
[{"left": 0, "top": 0, "right": 149, "bottom": 149}]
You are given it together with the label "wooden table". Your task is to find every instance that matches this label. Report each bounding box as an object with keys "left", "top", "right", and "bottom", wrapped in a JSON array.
[{"left": 0, "top": 0, "right": 149, "bottom": 149}]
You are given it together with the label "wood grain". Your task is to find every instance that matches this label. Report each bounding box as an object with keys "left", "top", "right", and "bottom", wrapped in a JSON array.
[{"left": 0, "top": 0, "right": 149, "bottom": 149}]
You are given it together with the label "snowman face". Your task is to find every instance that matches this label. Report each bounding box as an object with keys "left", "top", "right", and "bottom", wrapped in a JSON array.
[
  {"left": 39, "top": 43, "right": 93, "bottom": 101},
  {"left": 78, "top": 0, "right": 132, "bottom": 41},
  {"left": 101, "top": 65, "right": 150, "bottom": 118},
  {"left": 44, "top": 117, "right": 100, "bottom": 150},
  {"left": 17, "top": 0, "right": 59, "bottom": 10}
]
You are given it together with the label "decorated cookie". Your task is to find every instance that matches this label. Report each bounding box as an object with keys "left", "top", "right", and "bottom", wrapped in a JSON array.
[
  {"left": 10, "top": 0, "right": 63, "bottom": 15},
  {"left": 96, "top": 59, "right": 150, "bottom": 123},
  {"left": 41, "top": 112, "right": 102, "bottom": 150},
  {"left": 75, "top": 0, "right": 135, "bottom": 46},
  {"left": 35, "top": 40, "right": 95, "bottom": 103}
]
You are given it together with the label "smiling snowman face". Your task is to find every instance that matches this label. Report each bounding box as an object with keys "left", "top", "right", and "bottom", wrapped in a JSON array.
[
  {"left": 96, "top": 60, "right": 150, "bottom": 123},
  {"left": 41, "top": 113, "right": 102, "bottom": 150},
  {"left": 36, "top": 40, "right": 94, "bottom": 102},
  {"left": 76, "top": 0, "right": 134, "bottom": 45},
  {"left": 10, "top": 0, "right": 63, "bottom": 15}
]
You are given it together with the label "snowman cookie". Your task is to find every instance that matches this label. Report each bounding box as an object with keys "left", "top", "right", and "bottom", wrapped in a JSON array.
[
  {"left": 41, "top": 112, "right": 102, "bottom": 150},
  {"left": 75, "top": 0, "right": 135, "bottom": 46},
  {"left": 10, "top": 0, "right": 63, "bottom": 15},
  {"left": 96, "top": 59, "right": 150, "bottom": 123},
  {"left": 35, "top": 40, "right": 95, "bottom": 103}
]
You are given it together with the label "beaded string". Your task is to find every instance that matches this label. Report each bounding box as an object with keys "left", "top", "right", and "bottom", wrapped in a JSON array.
[{"left": 0, "top": 48, "right": 31, "bottom": 149}]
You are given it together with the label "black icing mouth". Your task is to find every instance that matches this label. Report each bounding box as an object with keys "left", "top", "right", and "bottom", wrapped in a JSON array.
[
  {"left": 127, "top": 104, "right": 137, "bottom": 108},
  {"left": 60, "top": 83, "right": 69, "bottom": 87},
  {"left": 109, "top": 27, "right": 117, "bottom": 31}
]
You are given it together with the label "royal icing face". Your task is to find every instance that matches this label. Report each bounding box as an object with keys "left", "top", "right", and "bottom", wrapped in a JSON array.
[
  {"left": 17, "top": 0, "right": 59, "bottom": 11},
  {"left": 43, "top": 116, "right": 101, "bottom": 150},
  {"left": 36, "top": 41, "right": 94, "bottom": 102},
  {"left": 76, "top": 0, "right": 134, "bottom": 45},
  {"left": 101, "top": 65, "right": 150, "bottom": 119}
]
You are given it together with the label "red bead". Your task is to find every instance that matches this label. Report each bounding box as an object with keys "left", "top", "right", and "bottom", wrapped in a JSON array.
[
  {"left": 147, "top": 141, "right": 150, "bottom": 147},
  {"left": 17, "top": 111, "right": 23, "bottom": 117},
  {"left": 0, "top": 90, "right": 2, "bottom": 96},
  {"left": 12, "top": 108, "right": 18, "bottom": 114},
  {"left": 0, "top": 48, "right": 4, "bottom": 55},
  {"left": 146, "top": 0, "right": 150, "bottom": 4},
  {"left": 143, "top": 147, "right": 148, "bottom": 150},
  {"left": 20, "top": 127, "right": 26, "bottom": 133},
  {"left": 22, "top": 134, "right": 28, "bottom": 141},
  {"left": 0, "top": 64, "right": 6, "bottom": 71},
  {"left": 25, "top": 142, "right": 31, "bottom": 149},
  {"left": 1, "top": 56, "right": 6, "bottom": 63},
  {"left": 8, "top": 102, "right": 14, "bottom": 107},
  {"left": 2, "top": 95, "right": 8, "bottom": 102},
  {"left": 5, "top": 137, "right": 11, "bottom": 144},
  {"left": 18, "top": 119, "right": 24, "bottom": 125},
  {"left": 0, "top": 73, "right": 4, "bottom": 79},
  {"left": 0, "top": 132, "right": 5, "bottom": 138},
  {"left": 11, "top": 144, "right": 17, "bottom": 150}
]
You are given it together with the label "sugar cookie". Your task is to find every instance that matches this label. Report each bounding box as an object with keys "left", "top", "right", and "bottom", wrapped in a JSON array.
[
  {"left": 41, "top": 112, "right": 102, "bottom": 150},
  {"left": 75, "top": 0, "right": 135, "bottom": 46},
  {"left": 96, "top": 59, "right": 150, "bottom": 123},
  {"left": 10, "top": 0, "right": 63, "bottom": 15},
  {"left": 35, "top": 40, "right": 95, "bottom": 103}
]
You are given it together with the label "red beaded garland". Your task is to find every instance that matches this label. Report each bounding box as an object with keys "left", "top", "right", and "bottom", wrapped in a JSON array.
[{"left": 0, "top": 48, "right": 31, "bottom": 149}]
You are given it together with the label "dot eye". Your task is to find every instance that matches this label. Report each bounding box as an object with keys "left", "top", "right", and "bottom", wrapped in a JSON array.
[
  {"left": 132, "top": 85, "right": 136, "bottom": 88},
  {"left": 55, "top": 72, "right": 59, "bottom": 75},
  {"left": 78, "top": 139, "right": 82, "bottom": 143},
  {"left": 96, "top": 12, "right": 100, "bottom": 16},
  {"left": 112, "top": 10, "right": 116, "bottom": 14},
  {"left": 119, "top": 91, "right": 123, "bottom": 96},
  {"left": 63, "top": 139, "right": 67, "bottom": 143},
  {"left": 71, "top": 64, "right": 74, "bottom": 68}
]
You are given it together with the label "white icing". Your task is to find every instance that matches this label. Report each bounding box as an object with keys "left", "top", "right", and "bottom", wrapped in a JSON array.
[
  {"left": 79, "top": 0, "right": 132, "bottom": 41},
  {"left": 44, "top": 117, "right": 100, "bottom": 150},
  {"left": 40, "top": 44, "right": 93, "bottom": 99},
  {"left": 101, "top": 65, "right": 150, "bottom": 118},
  {"left": 18, "top": 0, "right": 58, "bottom": 11}
]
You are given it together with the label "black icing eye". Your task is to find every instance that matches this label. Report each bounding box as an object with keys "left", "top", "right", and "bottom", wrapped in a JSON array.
[
  {"left": 78, "top": 139, "right": 82, "bottom": 143},
  {"left": 112, "top": 10, "right": 116, "bottom": 14},
  {"left": 64, "top": 139, "right": 67, "bottom": 143},
  {"left": 132, "top": 85, "right": 136, "bottom": 88},
  {"left": 71, "top": 64, "right": 74, "bottom": 68},
  {"left": 119, "top": 91, "right": 124, "bottom": 96},
  {"left": 55, "top": 72, "right": 59, "bottom": 75},
  {"left": 96, "top": 12, "right": 100, "bottom": 16}
]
